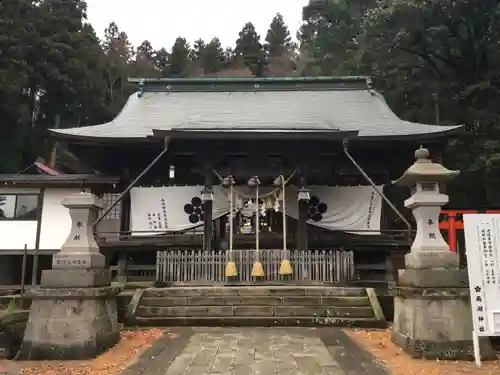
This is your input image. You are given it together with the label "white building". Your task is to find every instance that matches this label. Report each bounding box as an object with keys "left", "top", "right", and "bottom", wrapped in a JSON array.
[{"left": 0, "top": 174, "right": 119, "bottom": 285}]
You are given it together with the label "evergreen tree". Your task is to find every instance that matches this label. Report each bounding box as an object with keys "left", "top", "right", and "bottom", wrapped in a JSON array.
[
  {"left": 134, "top": 40, "right": 158, "bottom": 78},
  {"left": 102, "top": 21, "right": 133, "bottom": 102},
  {"left": 153, "top": 48, "right": 170, "bottom": 77},
  {"left": 234, "top": 22, "right": 267, "bottom": 76},
  {"left": 0, "top": 0, "right": 110, "bottom": 171},
  {"left": 298, "top": 0, "right": 373, "bottom": 75},
  {"left": 0, "top": 0, "right": 36, "bottom": 172},
  {"left": 264, "top": 13, "right": 295, "bottom": 57},
  {"left": 201, "top": 38, "right": 226, "bottom": 73},
  {"left": 168, "top": 37, "right": 190, "bottom": 77},
  {"left": 69, "top": 23, "right": 110, "bottom": 125},
  {"left": 191, "top": 39, "right": 206, "bottom": 61},
  {"left": 137, "top": 40, "right": 154, "bottom": 60},
  {"left": 35, "top": 0, "right": 109, "bottom": 144}
]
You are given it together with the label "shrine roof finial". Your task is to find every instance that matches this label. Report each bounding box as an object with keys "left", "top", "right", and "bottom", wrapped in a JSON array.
[{"left": 414, "top": 145, "right": 430, "bottom": 162}]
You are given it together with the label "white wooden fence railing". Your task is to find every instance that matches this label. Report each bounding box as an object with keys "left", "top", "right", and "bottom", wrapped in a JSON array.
[{"left": 156, "top": 249, "right": 354, "bottom": 284}]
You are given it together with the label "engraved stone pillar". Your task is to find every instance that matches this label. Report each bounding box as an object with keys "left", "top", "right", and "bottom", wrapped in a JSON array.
[
  {"left": 51, "top": 193, "right": 105, "bottom": 270},
  {"left": 17, "top": 193, "right": 120, "bottom": 360},
  {"left": 391, "top": 147, "right": 496, "bottom": 360}
]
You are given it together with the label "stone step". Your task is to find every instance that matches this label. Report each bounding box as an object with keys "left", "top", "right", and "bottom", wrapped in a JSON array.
[
  {"left": 134, "top": 316, "right": 386, "bottom": 328},
  {"left": 143, "top": 286, "right": 367, "bottom": 298},
  {"left": 140, "top": 295, "right": 371, "bottom": 307},
  {"left": 136, "top": 305, "right": 374, "bottom": 319}
]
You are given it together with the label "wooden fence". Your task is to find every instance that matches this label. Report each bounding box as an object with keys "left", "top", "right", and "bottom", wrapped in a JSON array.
[{"left": 156, "top": 249, "right": 354, "bottom": 284}]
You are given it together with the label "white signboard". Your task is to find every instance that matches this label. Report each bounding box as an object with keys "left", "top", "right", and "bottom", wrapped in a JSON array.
[{"left": 463, "top": 214, "right": 500, "bottom": 338}]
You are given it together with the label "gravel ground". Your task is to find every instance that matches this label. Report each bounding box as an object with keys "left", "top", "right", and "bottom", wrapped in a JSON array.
[
  {"left": 0, "top": 329, "right": 165, "bottom": 375},
  {"left": 346, "top": 328, "right": 500, "bottom": 375}
]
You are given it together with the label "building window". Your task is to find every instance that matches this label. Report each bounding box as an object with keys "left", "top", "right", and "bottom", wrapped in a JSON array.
[
  {"left": 101, "top": 193, "right": 121, "bottom": 220},
  {"left": 0, "top": 194, "right": 39, "bottom": 220}
]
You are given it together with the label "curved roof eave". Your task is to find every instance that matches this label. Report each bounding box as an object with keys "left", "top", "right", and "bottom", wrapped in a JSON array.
[
  {"left": 356, "top": 124, "right": 465, "bottom": 141},
  {"left": 48, "top": 129, "right": 156, "bottom": 144},
  {"left": 49, "top": 124, "right": 465, "bottom": 144}
]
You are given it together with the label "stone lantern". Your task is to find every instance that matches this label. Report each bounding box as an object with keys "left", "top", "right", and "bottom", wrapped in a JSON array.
[
  {"left": 391, "top": 146, "right": 495, "bottom": 360},
  {"left": 17, "top": 193, "right": 120, "bottom": 360},
  {"left": 393, "top": 146, "right": 459, "bottom": 268}
]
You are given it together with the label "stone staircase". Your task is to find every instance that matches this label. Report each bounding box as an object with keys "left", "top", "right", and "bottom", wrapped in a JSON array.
[{"left": 127, "top": 286, "right": 386, "bottom": 327}]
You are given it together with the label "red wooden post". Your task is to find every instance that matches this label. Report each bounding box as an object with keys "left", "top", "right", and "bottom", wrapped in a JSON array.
[{"left": 447, "top": 212, "right": 457, "bottom": 253}]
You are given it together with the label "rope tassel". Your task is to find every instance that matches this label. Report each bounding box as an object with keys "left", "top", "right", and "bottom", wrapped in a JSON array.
[
  {"left": 223, "top": 176, "right": 237, "bottom": 278},
  {"left": 276, "top": 175, "right": 292, "bottom": 276},
  {"left": 249, "top": 176, "right": 264, "bottom": 277}
]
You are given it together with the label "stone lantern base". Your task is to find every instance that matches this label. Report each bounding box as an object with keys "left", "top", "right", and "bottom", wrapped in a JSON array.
[
  {"left": 16, "top": 269, "right": 120, "bottom": 360},
  {"left": 392, "top": 268, "right": 496, "bottom": 360}
]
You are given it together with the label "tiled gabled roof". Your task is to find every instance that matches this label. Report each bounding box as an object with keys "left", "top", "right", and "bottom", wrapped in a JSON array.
[{"left": 50, "top": 76, "right": 463, "bottom": 142}]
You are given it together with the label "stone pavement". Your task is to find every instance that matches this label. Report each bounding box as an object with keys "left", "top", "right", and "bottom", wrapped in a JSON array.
[{"left": 123, "top": 327, "right": 390, "bottom": 375}]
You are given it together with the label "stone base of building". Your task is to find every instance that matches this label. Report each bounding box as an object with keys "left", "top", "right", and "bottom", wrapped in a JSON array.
[
  {"left": 392, "top": 268, "right": 497, "bottom": 360},
  {"left": 16, "top": 270, "right": 120, "bottom": 360}
]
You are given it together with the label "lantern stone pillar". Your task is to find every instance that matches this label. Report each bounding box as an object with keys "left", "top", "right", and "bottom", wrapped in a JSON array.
[
  {"left": 391, "top": 147, "right": 495, "bottom": 360},
  {"left": 17, "top": 193, "right": 120, "bottom": 360}
]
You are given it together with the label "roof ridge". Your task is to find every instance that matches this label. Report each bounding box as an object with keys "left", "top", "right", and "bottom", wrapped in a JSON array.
[
  {"left": 129, "top": 76, "right": 370, "bottom": 84},
  {"left": 133, "top": 76, "right": 371, "bottom": 94}
]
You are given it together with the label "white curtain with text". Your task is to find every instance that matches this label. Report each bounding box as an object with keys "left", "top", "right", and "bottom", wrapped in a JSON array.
[
  {"left": 129, "top": 185, "right": 383, "bottom": 236},
  {"left": 283, "top": 185, "right": 383, "bottom": 235}
]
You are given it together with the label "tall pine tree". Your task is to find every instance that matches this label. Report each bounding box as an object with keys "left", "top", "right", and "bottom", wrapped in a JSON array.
[
  {"left": 0, "top": 0, "right": 36, "bottom": 172},
  {"left": 133, "top": 40, "right": 158, "bottom": 78},
  {"left": 36, "top": 0, "right": 110, "bottom": 144},
  {"left": 102, "top": 21, "right": 133, "bottom": 102},
  {"left": 202, "top": 38, "right": 226, "bottom": 73},
  {"left": 191, "top": 39, "right": 206, "bottom": 61},
  {"left": 264, "top": 13, "right": 295, "bottom": 57},
  {"left": 0, "top": 0, "right": 111, "bottom": 170},
  {"left": 153, "top": 48, "right": 169, "bottom": 77},
  {"left": 234, "top": 22, "right": 267, "bottom": 76},
  {"left": 168, "top": 37, "right": 190, "bottom": 77},
  {"left": 137, "top": 40, "right": 154, "bottom": 60}
]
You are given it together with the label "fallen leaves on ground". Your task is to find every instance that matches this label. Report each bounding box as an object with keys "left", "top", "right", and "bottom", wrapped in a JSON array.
[
  {"left": 345, "top": 328, "right": 500, "bottom": 375},
  {"left": 0, "top": 328, "right": 165, "bottom": 375}
]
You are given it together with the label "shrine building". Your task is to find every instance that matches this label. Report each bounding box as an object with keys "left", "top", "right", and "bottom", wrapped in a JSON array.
[{"left": 0, "top": 76, "right": 463, "bottom": 286}]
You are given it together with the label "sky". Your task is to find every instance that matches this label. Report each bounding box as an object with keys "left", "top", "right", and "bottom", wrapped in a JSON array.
[{"left": 85, "top": 0, "right": 308, "bottom": 50}]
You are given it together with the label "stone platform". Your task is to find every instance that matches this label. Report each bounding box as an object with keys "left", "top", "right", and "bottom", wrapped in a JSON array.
[
  {"left": 16, "top": 285, "right": 120, "bottom": 360},
  {"left": 392, "top": 268, "right": 497, "bottom": 360}
]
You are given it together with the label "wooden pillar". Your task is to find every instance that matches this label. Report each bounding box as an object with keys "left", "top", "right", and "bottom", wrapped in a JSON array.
[
  {"left": 297, "top": 173, "right": 309, "bottom": 251},
  {"left": 218, "top": 215, "right": 227, "bottom": 243},
  {"left": 297, "top": 198, "right": 309, "bottom": 251},
  {"left": 117, "top": 168, "right": 131, "bottom": 282},
  {"left": 32, "top": 188, "right": 45, "bottom": 286},
  {"left": 202, "top": 165, "right": 214, "bottom": 251}
]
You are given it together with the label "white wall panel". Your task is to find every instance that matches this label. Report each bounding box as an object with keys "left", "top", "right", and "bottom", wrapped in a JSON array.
[
  {"left": 0, "top": 221, "right": 37, "bottom": 250},
  {"left": 0, "top": 188, "right": 40, "bottom": 250},
  {"left": 39, "top": 188, "right": 82, "bottom": 250}
]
